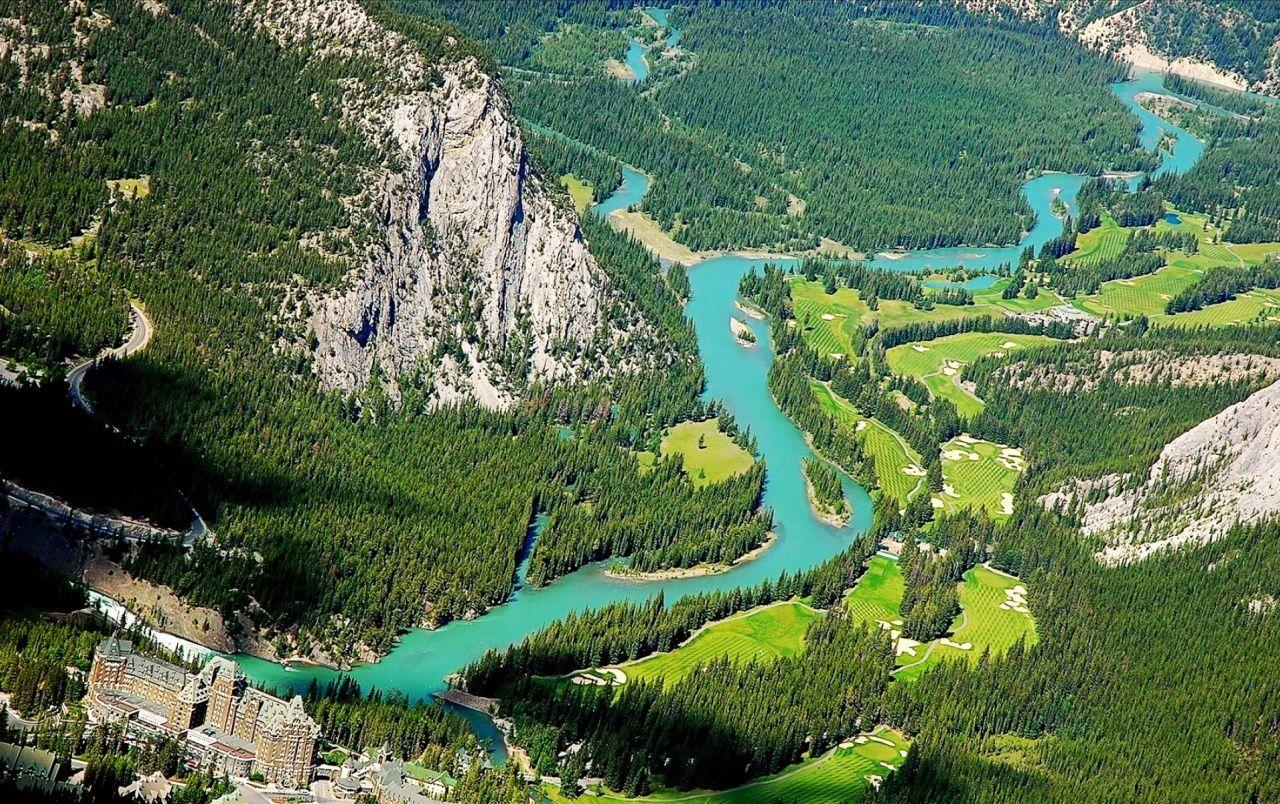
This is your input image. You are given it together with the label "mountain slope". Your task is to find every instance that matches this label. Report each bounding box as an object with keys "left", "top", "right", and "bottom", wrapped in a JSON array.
[
  {"left": 1064, "top": 377, "right": 1280, "bottom": 564},
  {"left": 961, "top": 0, "right": 1280, "bottom": 94},
  {"left": 0, "top": 0, "right": 730, "bottom": 664},
  {"left": 239, "top": 0, "right": 638, "bottom": 407}
]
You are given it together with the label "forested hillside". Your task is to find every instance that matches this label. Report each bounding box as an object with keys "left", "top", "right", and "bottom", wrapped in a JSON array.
[
  {"left": 969, "top": 0, "right": 1280, "bottom": 95},
  {"left": 0, "top": 0, "right": 756, "bottom": 664},
  {"left": 410, "top": 0, "right": 1150, "bottom": 253}
]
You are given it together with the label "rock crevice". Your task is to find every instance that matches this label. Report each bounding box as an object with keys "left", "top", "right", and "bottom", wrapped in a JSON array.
[{"left": 243, "top": 0, "right": 621, "bottom": 409}]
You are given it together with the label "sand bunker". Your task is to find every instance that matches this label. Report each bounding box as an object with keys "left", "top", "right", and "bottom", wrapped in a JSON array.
[
  {"left": 943, "top": 483, "right": 961, "bottom": 499},
  {"left": 1000, "top": 341, "right": 1020, "bottom": 349},
  {"left": 939, "top": 638, "right": 973, "bottom": 650},
  {"left": 571, "top": 668, "right": 626, "bottom": 686},
  {"left": 956, "top": 434, "right": 978, "bottom": 444},
  {"left": 912, "top": 344, "right": 929, "bottom": 352},
  {"left": 867, "top": 736, "right": 896, "bottom": 747},
  {"left": 945, "top": 360, "right": 961, "bottom": 368},
  {"left": 930, "top": 497, "right": 944, "bottom": 509},
  {"left": 942, "top": 366, "right": 957, "bottom": 376},
  {"left": 895, "top": 635, "right": 920, "bottom": 657},
  {"left": 1000, "top": 493, "right": 1014, "bottom": 515},
  {"left": 999, "top": 585, "right": 1030, "bottom": 613},
  {"left": 901, "top": 464, "right": 927, "bottom": 476},
  {"left": 856, "top": 420, "right": 868, "bottom": 432},
  {"left": 942, "top": 450, "right": 966, "bottom": 461},
  {"left": 821, "top": 313, "right": 836, "bottom": 320}
]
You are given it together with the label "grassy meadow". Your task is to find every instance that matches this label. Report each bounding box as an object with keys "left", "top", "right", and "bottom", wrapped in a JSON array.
[
  {"left": 561, "top": 174, "right": 595, "bottom": 214},
  {"left": 658, "top": 419, "right": 755, "bottom": 487}
]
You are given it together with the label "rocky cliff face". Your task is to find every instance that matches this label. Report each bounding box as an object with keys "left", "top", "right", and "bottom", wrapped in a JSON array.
[
  {"left": 957, "top": 0, "right": 1280, "bottom": 95},
  {"left": 1044, "top": 378, "right": 1280, "bottom": 565},
  {"left": 242, "top": 0, "right": 630, "bottom": 409}
]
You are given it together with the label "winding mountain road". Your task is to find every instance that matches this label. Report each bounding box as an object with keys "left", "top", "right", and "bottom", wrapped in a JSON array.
[
  {"left": 31, "top": 300, "right": 207, "bottom": 549},
  {"left": 67, "top": 300, "right": 152, "bottom": 414}
]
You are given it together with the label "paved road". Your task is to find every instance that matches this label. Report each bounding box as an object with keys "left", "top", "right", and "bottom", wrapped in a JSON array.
[
  {"left": 68, "top": 301, "right": 152, "bottom": 414},
  {"left": 56, "top": 301, "right": 206, "bottom": 549}
]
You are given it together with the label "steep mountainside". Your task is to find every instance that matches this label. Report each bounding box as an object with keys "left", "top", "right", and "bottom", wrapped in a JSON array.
[
  {"left": 1053, "top": 377, "right": 1280, "bottom": 565},
  {"left": 240, "top": 0, "right": 641, "bottom": 408},
  {"left": 961, "top": 0, "right": 1280, "bottom": 94},
  {"left": 0, "top": 0, "right": 731, "bottom": 664}
]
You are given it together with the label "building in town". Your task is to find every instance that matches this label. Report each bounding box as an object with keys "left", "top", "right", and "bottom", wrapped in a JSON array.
[
  {"left": 88, "top": 637, "right": 318, "bottom": 788},
  {"left": 0, "top": 741, "right": 63, "bottom": 796}
]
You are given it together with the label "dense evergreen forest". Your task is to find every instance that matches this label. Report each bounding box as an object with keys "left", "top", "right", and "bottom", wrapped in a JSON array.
[
  {"left": 968, "top": 328, "right": 1280, "bottom": 489},
  {"left": 1157, "top": 114, "right": 1280, "bottom": 242},
  {"left": 411, "top": 0, "right": 1150, "bottom": 253},
  {"left": 0, "top": 0, "right": 763, "bottom": 660},
  {"left": 0, "top": 243, "right": 127, "bottom": 367},
  {"left": 876, "top": 513, "right": 1280, "bottom": 802},
  {"left": 5, "top": 1, "right": 1280, "bottom": 800}
]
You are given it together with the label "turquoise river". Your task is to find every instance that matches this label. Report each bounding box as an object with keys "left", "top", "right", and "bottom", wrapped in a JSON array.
[{"left": 232, "top": 21, "right": 1211, "bottom": 758}]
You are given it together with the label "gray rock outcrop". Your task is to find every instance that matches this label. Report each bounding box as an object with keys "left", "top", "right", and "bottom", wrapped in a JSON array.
[{"left": 243, "top": 0, "right": 629, "bottom": 409}]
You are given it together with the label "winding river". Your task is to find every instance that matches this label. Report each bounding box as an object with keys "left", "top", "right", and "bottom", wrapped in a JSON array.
[{"left": 230, "top": 13, "right": 1211, "bottom": 759}]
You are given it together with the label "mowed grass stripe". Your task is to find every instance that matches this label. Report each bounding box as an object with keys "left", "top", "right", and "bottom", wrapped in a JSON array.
[
  {"left": 885, "top": 332, "right": 1055, "bottom": 418},
  {"left": 938, "top": 436, "right": 1022, "bottom": 517},
  {"left": 1076, "top": 265, "right": 1202, "bottom": 318},
  {"left": 1065, "top": 212, "right": 1128, "bottom": 266},
  {"left": 1156, "top": 287, "right": 1280, "bottom": 328},
  {"left": 811, "top": 383, "right": 922, "bottom": 502},
  {"left": 935, "top": 565, "right": 1038, "bottom": 661},
  {"left": 622, "top": 601, "right": 822, "bottom": 688},
  {"left": 548, "top": 729, "right": 911, "bottom": 803},
  {"left": 845, "top": 555, "right": 904, "bottom": 626}
]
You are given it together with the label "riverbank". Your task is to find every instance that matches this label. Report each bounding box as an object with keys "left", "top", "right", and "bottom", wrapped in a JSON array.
[
  {"left": 606, "top": 207, "right": 860, "bottom": 268},
  {"left": 231, "top": 65, "right": 1204, "bottom": 767},
  {"left": 604, "top": 532, "right": 778, "bottom": 581},
  {"left": 730, "top": 316, "right": 756, "bottom": 346},
  {"left": 804, "top": 475, "right": 852, "bottom": 528}
]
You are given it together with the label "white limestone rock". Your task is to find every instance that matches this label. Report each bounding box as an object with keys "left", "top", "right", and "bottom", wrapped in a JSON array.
[{"left": 241, "top": 0, "right": 642, "bottom": 409}]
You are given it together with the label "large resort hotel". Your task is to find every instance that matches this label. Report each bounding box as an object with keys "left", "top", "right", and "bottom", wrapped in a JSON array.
[{"left": 88, "top": 637, "right": 319, "bottom": 788}]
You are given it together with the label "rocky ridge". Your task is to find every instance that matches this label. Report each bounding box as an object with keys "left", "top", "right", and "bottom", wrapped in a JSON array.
[
  {"left": 957, "top": 0, "right": 1280, "bottom": 95},
  {"left": 1044, "top": 378, "right": 1280, "bottom": 565},
  {"left": 242, "top": 0, "right": 651, "bottom": 409}
]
